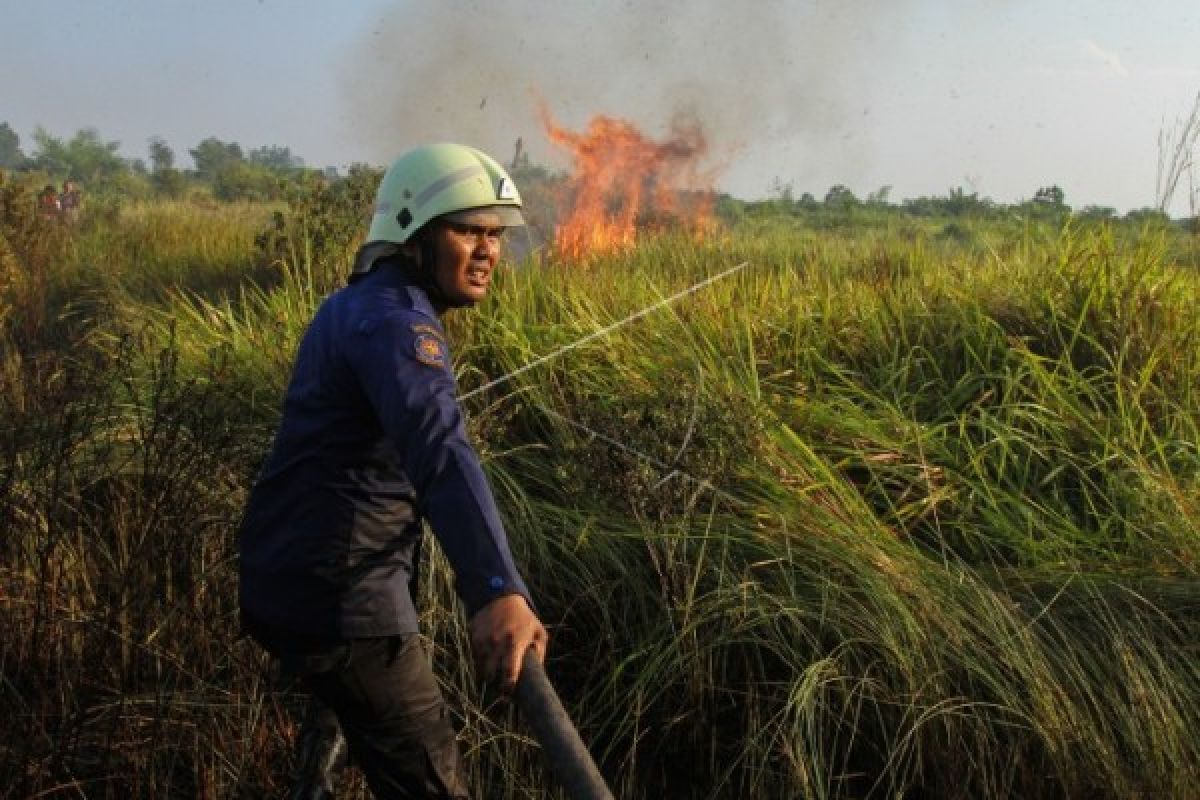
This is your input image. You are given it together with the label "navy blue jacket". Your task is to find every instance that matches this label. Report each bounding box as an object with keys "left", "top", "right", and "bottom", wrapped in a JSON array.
[{"left": 238, "top": 262, "right": 531, "bottom": 638}]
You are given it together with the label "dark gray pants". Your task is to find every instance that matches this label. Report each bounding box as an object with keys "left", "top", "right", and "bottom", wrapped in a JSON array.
[{"left": 247, "top": 619, "right": 470, "bottom": 799}]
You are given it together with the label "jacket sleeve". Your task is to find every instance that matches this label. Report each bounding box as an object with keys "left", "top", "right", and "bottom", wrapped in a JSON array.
[{"left": 348, "top": 311, "right": 532, "bottom": 617}]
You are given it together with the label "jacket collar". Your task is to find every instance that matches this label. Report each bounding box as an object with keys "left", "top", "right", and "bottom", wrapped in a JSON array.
[{"left": 356, "top": 258, "right": 440, "bottom": 320}]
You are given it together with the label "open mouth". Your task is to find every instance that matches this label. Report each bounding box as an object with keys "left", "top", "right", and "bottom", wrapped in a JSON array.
[{"left": 466, "top": 265, "right": 491, "bottom": 287}]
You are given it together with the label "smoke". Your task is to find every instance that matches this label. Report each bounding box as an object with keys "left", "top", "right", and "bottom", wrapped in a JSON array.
[{"left": 339, "top": 0, "right": 913, "bottom": 196}]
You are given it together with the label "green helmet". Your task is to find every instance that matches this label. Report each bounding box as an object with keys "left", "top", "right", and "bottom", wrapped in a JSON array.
[{"left": 367, "top": 143, "right": 524, "bottom": 245}]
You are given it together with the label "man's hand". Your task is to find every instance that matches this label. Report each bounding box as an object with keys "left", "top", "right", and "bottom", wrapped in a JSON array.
[{"left": 469, "top": 594, "right": 547, "bottom": 693}]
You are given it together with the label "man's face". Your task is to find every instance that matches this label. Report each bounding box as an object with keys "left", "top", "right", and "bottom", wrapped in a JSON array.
[{"left": 429, "top": 212, "right": 505, "bottom": 307}]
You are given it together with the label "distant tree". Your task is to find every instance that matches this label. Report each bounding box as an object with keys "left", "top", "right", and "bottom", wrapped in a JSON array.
[
  {"left": 866, "top": 185, "right": 893, "bottom": 206},
  {"left": 902, "top": 188, "right": 996, "bottom": 218},
  {"left": 509, "top": 160, "right": 567, "bottom": 235},
  {"left": 32, "top": 126, "right": 127, "bottom": 183},
  {"left": 797, "top": 191, "right": 818, "bottom": 210},
  {"left": 715, "top": 192, "right": 746, "bottom": 225},
  {"left": 31, "top": 128, "right": 70, "bottom": 175},
  {"left": 147, "top": 136, "right": 186, "bottom": 197},
  {"left": 189, "top": 137, "right": 244, "bottom": 180},
  {"left": 1076, "top": 205, "right": 1116, "bottom": 221},
  {"left": 901, "top": 196, "right": 935, "bottom": 217},
  {"left": 943, "top": 187, "right": 988, "bottom": 216},
  {"left": 247, "top": 144, "right": 303, "bottom": 171},
  {"left": 1123, "top": 207, "right": 1171, "bottom": 226},
  {"left": 769, "top": 176, "right": 795, "bottom": 207},
  {"left": 0, "top": 122, "right": 25, "bottom": 170},
  {"left": 153, "top": 168, "right": 187, "bottom": 199},
  {"left": 823, "top": 184, "right": 859, "bottom": 209},
  {"left": 1033, "top": 185, "right": 1066, "bottom": 206},
  {"left": 212, "top": 161, "right": 284, "bottom": 201},
  {"left": 148, "top": 136, "right": 175, "bottom": 172}
]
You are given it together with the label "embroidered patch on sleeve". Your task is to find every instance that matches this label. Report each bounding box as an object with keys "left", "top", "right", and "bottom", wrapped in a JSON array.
[{"left": 413, "top": 332, "right": 448, "bottom": 368}]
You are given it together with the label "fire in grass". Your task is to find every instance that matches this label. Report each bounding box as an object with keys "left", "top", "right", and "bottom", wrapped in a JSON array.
[{"left": 540, "top": 106, "right": 721, "bottom": 259}]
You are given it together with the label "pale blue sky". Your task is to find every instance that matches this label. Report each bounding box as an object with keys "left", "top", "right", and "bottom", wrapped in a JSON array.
[{"left": 4, "top": 1, "right": 1199, "bottom": 213}]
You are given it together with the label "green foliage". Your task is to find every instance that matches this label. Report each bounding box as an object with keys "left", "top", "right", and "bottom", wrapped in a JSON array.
[
  {"left": 182, "top": 140, "right": 307, "bottom": 202},
  {"left": 865, "top": 184, "right": 892, "bottom": 206},
  {"left": 1034, "top": 184, "right": 1066, "bottom": 206},
  {"left": 211, "top": 161, "right": 284, "bottom": 202},
  {"left": 247, "top": 144, "right": 303, "bottom": 171},
  {"left": 253, "top": 164, "right": 381, "bottom": 293},
  {"left": 714, "top": 192, "right": 746, "bottom": 225},
  {"left": 147, "top": 136, "right": 174, "bottom": 172},
  {"left": 1124, "top": 207, "right": 1172, "bottom": 226},
  {"left": 188, "top": 136, "right": 244, "bottom": 180},
  {"left": 904, "top": 186, "right": 996, "bottom": 217},
  {"left": 936, "top": 219, "right": 975, "bottom": 243},
  {"left": 99, "top": 168, "right": 154, "bottom": 203},
  {"left": 0, "top": 123, "right": 25, "bottom": 170},
  {"left": 31, "top": 126, "right": 127, "bottom": 184},
  {"left": 1077, "top": 204, "right": 1117, "bottom": 221},
  {"left": 823, "top": 183, "right": 859, "bottom": 208},
  {"left": 151, "top": 167, "right": 188, "bottom": 199},
  {"left": 145, "top": 137, "right": 190, "bottom": 199}
]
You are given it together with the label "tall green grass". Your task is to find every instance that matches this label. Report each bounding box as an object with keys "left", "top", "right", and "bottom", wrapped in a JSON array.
[
  {"left": 2, "top": 194, "right": 1197, "bottom": 797},
  {"left": 61, "top": 199, "right": 279, "bottom": 299}
]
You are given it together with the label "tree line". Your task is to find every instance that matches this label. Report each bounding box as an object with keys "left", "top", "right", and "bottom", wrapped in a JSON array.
[
  {"left": 0, "top": 122, "right": 324, "bottom": 202},
  {"left": 0, "top": 120, "right": 1184, "bottom": 229},
  {"left": 740, "top": 178, "right": 1174, "bottom": 227}
]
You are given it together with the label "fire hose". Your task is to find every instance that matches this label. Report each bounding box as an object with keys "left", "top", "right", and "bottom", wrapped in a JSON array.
[{"left": 515, "top": 650, "right": 615, "bottom": 800}]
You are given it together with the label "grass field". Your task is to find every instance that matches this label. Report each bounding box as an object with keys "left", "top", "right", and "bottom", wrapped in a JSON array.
[{"left": 2, "top": 179, "right": 1198, "bottom": 798}]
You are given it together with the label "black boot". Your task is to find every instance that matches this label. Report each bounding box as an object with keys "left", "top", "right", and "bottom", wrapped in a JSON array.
[{"left": 288, "top": 698, "right": 348, "bottom": 800}]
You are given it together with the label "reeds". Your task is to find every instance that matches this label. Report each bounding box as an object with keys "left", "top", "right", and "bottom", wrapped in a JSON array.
[{"left": 1, "top": 194, "right": 1197, "bottom": 797}]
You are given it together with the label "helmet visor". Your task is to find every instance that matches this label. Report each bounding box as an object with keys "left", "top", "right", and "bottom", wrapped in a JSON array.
[{"left": 439, "top": 205, "right": 525, "bottom": 228}]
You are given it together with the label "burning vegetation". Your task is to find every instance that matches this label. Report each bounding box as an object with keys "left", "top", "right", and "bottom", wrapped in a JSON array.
[{"left": 540, "top": 107, "right": 720, "bottom": 259}]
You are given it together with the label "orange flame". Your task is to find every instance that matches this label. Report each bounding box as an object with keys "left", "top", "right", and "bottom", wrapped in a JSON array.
[{"left": 540, "top": 107, "right": 718, "bottom": 259}]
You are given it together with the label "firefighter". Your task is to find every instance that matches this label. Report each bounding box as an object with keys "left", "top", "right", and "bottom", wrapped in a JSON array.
[
  {"left": 239, "top": 143, "right": 547, "bottom": 798},
  {"left": 37, "top": 184, "right": 60, "bottom": 219},
  {"left": 59, "top": 180, "right": 82, "bottom": 222}
]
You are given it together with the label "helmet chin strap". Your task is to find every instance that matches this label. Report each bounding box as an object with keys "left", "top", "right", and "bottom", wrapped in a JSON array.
[
  {"left": 400, "top": 232, "right": 468, "bottom": 311},
  {"left": 348, "top": 239, "right": 442, "bottom": 302},
  {"left": 415, "top": 231, "right": 479, "bottom": 310},
  {"left": 415, "top": 236, "right": 450, "bottom": 306},
  {"left": 351, "top": 228, "right": 471, "bottom": 311}
]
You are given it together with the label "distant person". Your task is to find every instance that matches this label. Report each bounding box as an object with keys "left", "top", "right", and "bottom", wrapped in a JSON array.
[
  {"left": 238, "top": 143, "right": 547, "bottom": 799},
  {"left": 59, "top": 180, "right": 82, "bottom": 223},
  {"left": 37, "top": 184, "right": 60, "bottom": 219}
]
